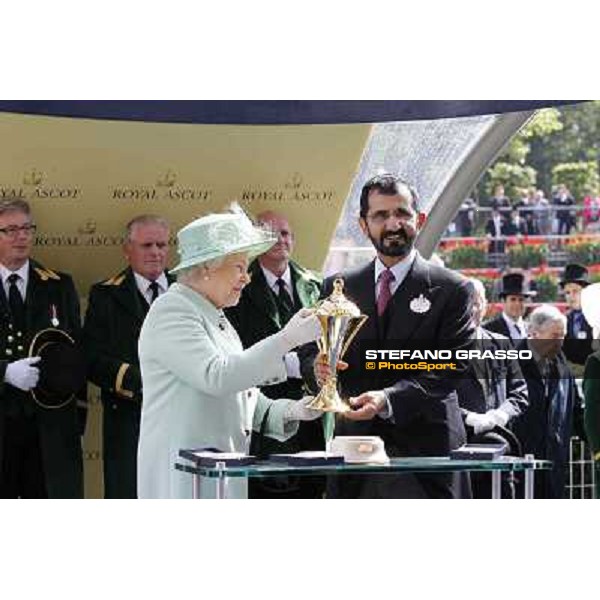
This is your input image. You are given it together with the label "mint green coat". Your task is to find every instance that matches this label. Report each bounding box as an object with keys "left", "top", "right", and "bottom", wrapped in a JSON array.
[{"left": 137, "top": 283, "right": 297, "bottom": 499}]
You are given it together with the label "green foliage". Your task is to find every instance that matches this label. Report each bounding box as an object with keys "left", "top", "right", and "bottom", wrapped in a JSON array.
[
  {"left": 485, "top": 162, "right": 537, "bottom": 199},
  {"left": 564, "top": 242, "right": 600, "bottom": 265},
  {"left": 528, "top": 101, "right": 600, "bottom": 193},
  {"left": 443, "top": 246, "right": 487, "bottom": 269},
  {"left": 500, "top": 109, "right": 563, "bottom": 166},
  {"left": 533, "top": 273, "right": 559, "bottom": 302},
  {"left": 551, "top": 161, "right": 600, "bottom": 199},
  {"left": 508, "top": 243, "right": 548, "bottom": 268}
]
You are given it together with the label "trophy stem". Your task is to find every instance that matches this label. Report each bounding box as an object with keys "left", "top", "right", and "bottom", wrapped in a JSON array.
[{"left": 307, "top": 375, "right": 350, "bottom": 413}]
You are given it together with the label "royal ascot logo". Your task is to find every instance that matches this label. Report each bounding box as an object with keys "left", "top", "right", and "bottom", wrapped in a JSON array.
[
  {"left": 284, "top": 172, "right": 303, "bottom": 190},
  {"left": 23, "top": 168, "right": 44, "bottom": 186},
  {"left": 78, "top": 219, "right": 97, "bottom": 235},
  {"left": 22, "top": 167, "right": 81, "bottom": 199},
  {"left": 157, "top": 169, "right": 177, "bottom": 188},
  {"left": 241, "top": 172, "right": 335, "bottom": 203},
  {"left": 112, "top": 171, "right": 212, "bottom": 202}
]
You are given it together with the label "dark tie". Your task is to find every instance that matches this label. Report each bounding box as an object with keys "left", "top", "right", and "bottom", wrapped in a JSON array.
[
  {"left": 148, "top": 281, "right": 160, "bottom": 304},
  {"left": 276, "top": 278, "right": 294, "bottom": 325},
  {"left": 8, "top": 273, "right": 26, "bottom": 332},
  {"left": 377, "top": 269, "right": 395, "bottom": 317}
]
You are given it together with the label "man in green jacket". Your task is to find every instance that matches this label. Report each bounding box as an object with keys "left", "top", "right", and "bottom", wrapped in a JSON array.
[
  {"left": 226, "top": 210, "right": 323, "bottom": 498},
  {"left": 83, "top": 215, "right": 173, "bottom": 498}
]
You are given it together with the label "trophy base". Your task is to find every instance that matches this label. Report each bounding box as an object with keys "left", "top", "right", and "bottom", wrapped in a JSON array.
[{"left": 307, "top": 386, "right": 350, "bottom": 414}]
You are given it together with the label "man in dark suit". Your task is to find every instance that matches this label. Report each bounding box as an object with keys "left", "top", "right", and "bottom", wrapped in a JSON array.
[
  {"left": 457, "top": 279, "right": 528, "bottom": 498},
  {"left": 83, "top": 215, "right": 173, "bottom": 498},
  {"left": 484, "top": 272, "right": 535, "bottom": 342},
  {"left": 513, "top": 304, "right": 581, "bottom": 498},
  {"left": 560, "top": 263, "right": 594, "bottom": 369},
  {"left": 313, "top": 173, "right": 475, "bottom": 499},
  {"left": 484, "top": 208, "right": 506, "bottom": 256},
  {"left": 226, "top": 210, "right": 324, "bottom": 498},
  {"left": 0, "top": 198, "right": 85, "bottom": 498}
]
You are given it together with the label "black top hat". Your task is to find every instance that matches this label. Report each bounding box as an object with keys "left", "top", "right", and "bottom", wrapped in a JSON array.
[
  {"left": 498, "top": 273, "right": 536, "bottom": 298},
  {"left": 28, "top": 328, "right": 86, "bottom": 409},
  {"left": 559, "top": 263, "right": 590, "bottom": 288},
  {"left": 472, "top": 425, "right": 522, "bottom": 457}
]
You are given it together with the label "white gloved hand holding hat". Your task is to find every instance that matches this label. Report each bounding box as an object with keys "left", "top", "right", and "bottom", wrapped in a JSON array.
[{"left": 4, "top": 356, "right": 41, "bottom": 391}]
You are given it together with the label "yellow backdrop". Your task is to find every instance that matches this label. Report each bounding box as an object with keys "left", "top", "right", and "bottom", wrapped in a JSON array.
[{"left": 0, "top": 111, "right": 371, "bottom": 497}]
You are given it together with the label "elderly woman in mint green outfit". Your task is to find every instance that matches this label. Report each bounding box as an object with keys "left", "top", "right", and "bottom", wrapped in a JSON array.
[{"left": 137, "top": 209, "right": 322, "bottom": 499}]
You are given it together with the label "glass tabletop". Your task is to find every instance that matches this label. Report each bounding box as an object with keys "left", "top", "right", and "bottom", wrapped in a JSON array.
[{"left": 175, "top": 456, "right": 552, "bottom": 479}]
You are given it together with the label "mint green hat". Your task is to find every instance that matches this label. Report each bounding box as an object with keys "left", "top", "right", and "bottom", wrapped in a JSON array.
[{"left": 170, "top": 210, "right": 278, "bottom": 274}]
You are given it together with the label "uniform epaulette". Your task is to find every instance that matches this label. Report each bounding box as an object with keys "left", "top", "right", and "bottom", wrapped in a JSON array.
[
  {"left": 102, "top": 273, "right": 126, "bottom": 286},
  {"left": 34, "top": 267, "right": 61, "bottom": 281}
]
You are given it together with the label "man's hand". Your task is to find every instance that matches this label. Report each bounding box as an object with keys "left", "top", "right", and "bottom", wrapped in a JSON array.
[
  {"left": 4, "top": 356, "right": 41, "bottom": 391},
  {"left": 313, "top": 353, "right": 348, "bottom": 387},
  {"left": 344, "top": 391, "right": 387, "bottom": 421}
]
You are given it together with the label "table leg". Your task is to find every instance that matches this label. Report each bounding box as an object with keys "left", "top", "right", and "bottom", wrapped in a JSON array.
[
  {"left": 491, "top": 471, "right": 501, "bottom": 499},
  {"left": 216, "top": 461, "right": 228, "bottom": 500},
  {"left": 192, "top": 473, "right": 201, "bottom": 499},
  {"left": 524, "top": 453, "right": 535, "bottom": 499}
]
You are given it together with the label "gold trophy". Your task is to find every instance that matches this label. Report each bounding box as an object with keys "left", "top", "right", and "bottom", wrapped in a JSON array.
[{"left": 307, "top": 278, "right": 368, "bottom": 413}]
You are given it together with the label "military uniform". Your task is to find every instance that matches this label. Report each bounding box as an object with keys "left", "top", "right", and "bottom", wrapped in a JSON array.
[
  {"left": 226, "top": 259, "right": 324, "bottom": 498},
  {"left": 0, "top": 260, "right": 85, "bottom": 498},
  {"left": 83, "top": 267, "right": 173, "bottom": 498}
]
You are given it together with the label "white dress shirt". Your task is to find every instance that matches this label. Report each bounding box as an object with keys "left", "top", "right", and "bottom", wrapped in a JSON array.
[
  {"left": 373, "top": 249, "right": 416, "bottom": 300},
  {"left": 0, "top": 261, "right": 29, "bottom": 301},
  {"left": 260, "top": 264, "right": 301, "bottom": 379},
  {"left": 502, "top": 312, "right": 527, "bottom": 339},
  {"left": 133, "top": 272, "right": 169, "bottom": 305}
]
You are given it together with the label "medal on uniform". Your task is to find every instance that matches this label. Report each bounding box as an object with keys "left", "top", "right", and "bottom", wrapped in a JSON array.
[
  {"left": 409, "top": 294, "right": 431, "bottom": 314},
  {"left": 50, "top": 304, "right": 59, "bottom": 327}
]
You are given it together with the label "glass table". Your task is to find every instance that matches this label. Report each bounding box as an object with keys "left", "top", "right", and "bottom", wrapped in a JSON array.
[{"left": 175, "top": 454, "right": 551, "bottom": 499}]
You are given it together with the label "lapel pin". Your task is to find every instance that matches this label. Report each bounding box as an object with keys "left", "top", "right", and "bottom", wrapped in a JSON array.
[{"left": 409, "top": 294, "right": 431, "bottom": 314}]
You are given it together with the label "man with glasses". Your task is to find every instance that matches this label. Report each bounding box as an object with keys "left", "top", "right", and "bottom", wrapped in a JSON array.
[
  {"left": 311, "top": 174, "right": 475, "bottom": 498},
  {"left": 0, "top": 198, "right": 85, "bottom": 498},
  {"left": 83, "top": 215, "right": 172, "bottom": 498}
]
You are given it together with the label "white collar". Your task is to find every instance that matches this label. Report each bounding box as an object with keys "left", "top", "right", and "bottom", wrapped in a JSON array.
[
  {"left": 133, "top": 271, "right": 168, "bottom": 293},
  {"left": 502, "top": 312, "right": 525, "bottom": 329},
  {"left": 374, "top": 249, "right": 416, "bottom": 284},
  {"left": 0, "top": 260, "right": 30, "bottom": 286},
  {"left": 261, "top": 264, "right": 292, "bottom": 291}
]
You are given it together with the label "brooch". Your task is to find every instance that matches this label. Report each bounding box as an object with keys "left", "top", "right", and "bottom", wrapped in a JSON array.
[{"left": 409, "top": 294, "right": 431, "bottom": 314}]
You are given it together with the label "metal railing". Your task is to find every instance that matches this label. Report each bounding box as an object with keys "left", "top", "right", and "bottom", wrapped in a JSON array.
[{"left": 567, "top": 437, "right": 596, "bottom": 499}]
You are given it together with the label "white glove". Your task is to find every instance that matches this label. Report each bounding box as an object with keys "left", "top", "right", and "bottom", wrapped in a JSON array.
[
  {"left": 278, "top": 308, "right": 321, "bottom": 351},
  {"left": 465, "top": 409, "right": 509, "bottom": 435},
  {"left": 465, "top": 411, "right": 496, "bottom": 435},
  {"left": 284, "top": 396, "right": 323, "bottom": 423},
  {"left": 4, "top": 356, "right": 41, "bottom": 391}
]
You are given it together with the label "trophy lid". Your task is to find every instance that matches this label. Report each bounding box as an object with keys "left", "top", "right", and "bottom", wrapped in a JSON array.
[{"left": 316, "top": 278, "right": 362, "bottom": 317}]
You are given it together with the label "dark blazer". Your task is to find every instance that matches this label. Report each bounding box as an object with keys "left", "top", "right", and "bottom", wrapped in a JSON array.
[
  {"left": 514, "top": 341, "right": 580, "bottom": 498},
  {"left": 484, "top": 314, "right": 514, "bottom": 340},
  {"left": 0, "top": 260, "right": 85, "bottom": 498},
  {"left": 321, "top": 253, "right": 475, "bottom": 498},
  {"left": 457, "top": 327, "right": 528, "bottom": 421},
  {"left": 226, "top": 259, "right": 324, "bottom": 498},
  {"left": 563, "top": 309, "right": 594, "bottom": 366},
  {"left": 83, "top": 266, "right": 174, "bottom": 498}
]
